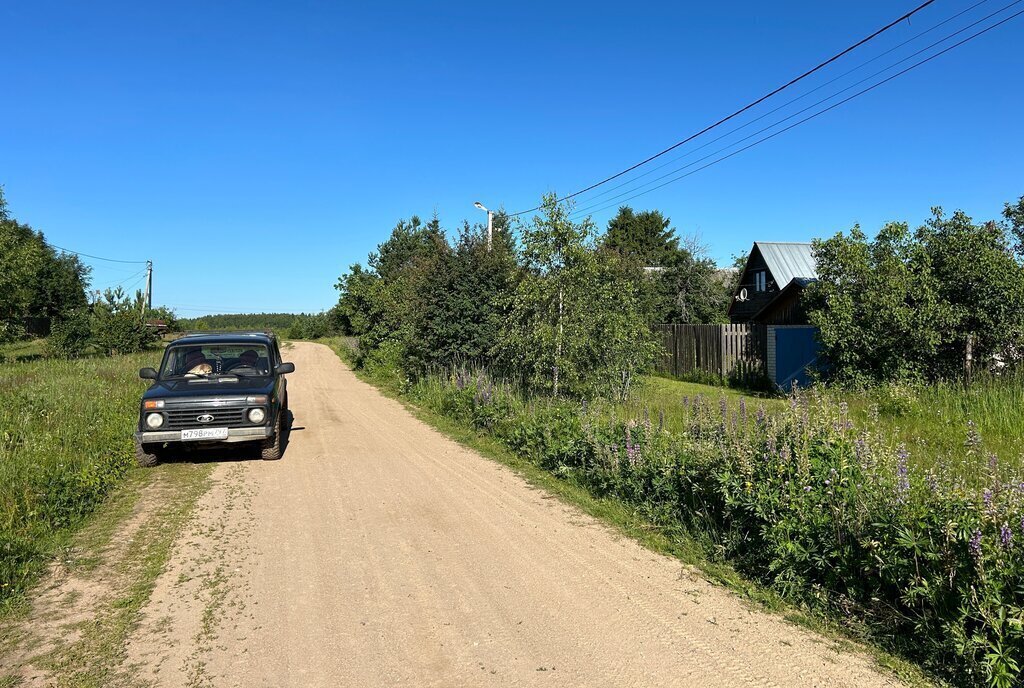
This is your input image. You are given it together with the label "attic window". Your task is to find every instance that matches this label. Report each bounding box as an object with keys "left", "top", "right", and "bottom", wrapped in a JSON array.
[{"left": 754, "top": 270, "right": 767, "bottom": 292}]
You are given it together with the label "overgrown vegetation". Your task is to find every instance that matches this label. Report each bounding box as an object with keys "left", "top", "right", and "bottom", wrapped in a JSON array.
[
  {"left": 335, "top": 196, "right": 721, "bottom": 394},
  {"left": 0, "top": 350, "right": 157, "bottom": 610},
  {"left": 808, "top": 198, "right": 1024, "bottom": 384}
]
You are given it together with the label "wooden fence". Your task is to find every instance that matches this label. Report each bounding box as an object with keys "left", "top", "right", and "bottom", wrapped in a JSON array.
[{"left": 652, "top": 323, "right": 767, "bottom": 384}]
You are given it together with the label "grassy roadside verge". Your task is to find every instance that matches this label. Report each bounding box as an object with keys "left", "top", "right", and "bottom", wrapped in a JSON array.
[
  {"left": 319, "top": 337, "right": 935, "bottom": 687},
  {"left": 0, "top": 460, "right": 214, "bottom": 687},
  {"left": 0, "top": 349, "right": 160, "bottom": 613}
]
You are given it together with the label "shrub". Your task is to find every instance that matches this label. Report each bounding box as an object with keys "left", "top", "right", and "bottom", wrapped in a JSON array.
[
  {"left": 90, "top": 288, "right": 154, "bottom": 355},
  {"left": 48, "top": 308, "right": 91, "bottom": 359}
]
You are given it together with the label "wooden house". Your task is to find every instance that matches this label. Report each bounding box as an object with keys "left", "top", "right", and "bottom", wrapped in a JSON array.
[{"left": 728, "top": 242, "right": 817, "bottom": 325}]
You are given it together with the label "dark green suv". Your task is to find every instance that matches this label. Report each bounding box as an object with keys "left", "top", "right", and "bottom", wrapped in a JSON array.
[{"left": 135, "top": 332, "right": 294, "bottom": 466}]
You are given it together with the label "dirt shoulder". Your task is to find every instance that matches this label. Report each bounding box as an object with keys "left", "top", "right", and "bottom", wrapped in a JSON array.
[{"left": 0, "top": 462, "right": 213, "bottom": 688}]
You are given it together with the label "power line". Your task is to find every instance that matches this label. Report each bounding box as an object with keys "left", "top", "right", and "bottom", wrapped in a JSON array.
[
  {"left": 575, "top": 0, "right": 999, "bottom": 207},
  {"left": 45, "top": 240, "right": 148, "bottom": 265},
  {"left": 94, "top": 267, "right": 148, "bottom": 290},
  {"left": 569, "top": 8, "right": 1024, "bottom": 219},
  {"left": 569, "top": 0, "right": 1023, "bottom": 217},
  {"left": 509, "top": 0, "right": 940, "bottom": 217}
]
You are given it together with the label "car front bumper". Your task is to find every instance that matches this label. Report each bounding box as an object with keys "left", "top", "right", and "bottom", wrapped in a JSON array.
[{"left": 136, "top": 425, "right": 273, "bottom": 444}]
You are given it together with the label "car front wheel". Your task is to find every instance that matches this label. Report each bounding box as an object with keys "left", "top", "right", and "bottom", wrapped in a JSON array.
[
  {"left": 135, "top": 439, "right": 163, "bottom": 468},
  {"left": 260, "top": 413, "right": 283, "bottom": 461}
]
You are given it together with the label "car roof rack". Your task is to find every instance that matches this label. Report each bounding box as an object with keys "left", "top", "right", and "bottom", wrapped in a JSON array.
[{"left": 176, "top": 330, "right": 276, "bottom": 338}]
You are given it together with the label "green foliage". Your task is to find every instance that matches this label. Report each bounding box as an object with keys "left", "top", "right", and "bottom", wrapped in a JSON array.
[
  {"left": 48, "top": 308, "right": 92, "bottom": 359},
  {"left": 406, "top": 221, "right": 518, "bottom": 372},
  {"left": 89, "top": 288, "right": 155, "bottom": 355},
  {"left": 1005, "top": 196, "right": 1024, "bottom": 258},
  {"left": 498, "top": 194, "right": 657, "bottom": 399},
  {"left": 285, "top": 312, "right": 333, "bottom": 340},
  {"left": 146, "top": 305, "right": 179, "bottom": 332},
  {"left": 807, "top": 203, "right": 1024, "bottom": 384},
  {"left": 401, "top": 368, "right": 1024, "bottom": 687},
  {"left": 0, "top": 188, "right": 90, "bottom": 342},
  {"left": 604, "top": 206, "right": 680, "bottom": 266},
  {"left": 603, "top": 205, "right": 730, "bottom": 324},
  {"left": 176, "top": 312, "right": 302, "bottom": 332},
  {"left": 336, "top": 213, "right": 518, "bottom": 379},
  {"left": 0, "top": 349, "right": 156, "bottom": 608}
]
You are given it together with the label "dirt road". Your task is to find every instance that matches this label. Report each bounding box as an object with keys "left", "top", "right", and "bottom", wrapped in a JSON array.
[{"left": 126, "top": 341, "right": 899, "bottom": 687}]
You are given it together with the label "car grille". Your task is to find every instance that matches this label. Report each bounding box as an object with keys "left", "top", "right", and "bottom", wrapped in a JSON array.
[{"left": 164, "top": 407, "right": 248, "bottom": 430}]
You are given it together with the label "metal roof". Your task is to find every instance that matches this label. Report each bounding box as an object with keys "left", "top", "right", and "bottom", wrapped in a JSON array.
[{"left": 755, "top": 242, "right": 817, "bottom": 288}]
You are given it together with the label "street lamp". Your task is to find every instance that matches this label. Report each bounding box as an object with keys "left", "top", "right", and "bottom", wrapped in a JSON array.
[{"left": 474, "top": 201, "right": 493, "bottom": 252}]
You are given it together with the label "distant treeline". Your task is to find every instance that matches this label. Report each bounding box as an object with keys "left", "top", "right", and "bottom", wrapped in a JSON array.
[
  {"left": 177, "top": 313, "right": 303, "bottom": 332},
  {"left": 178, "top": 311, "right": 344, "bottom": 340}
]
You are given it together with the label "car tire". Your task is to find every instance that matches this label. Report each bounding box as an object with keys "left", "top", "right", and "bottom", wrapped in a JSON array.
[
  {"left": 260, "top": 412, "right": 283, "bottom": 461},
  {"left": 135, "top": 439, "right": 162, "bottom": 468}
]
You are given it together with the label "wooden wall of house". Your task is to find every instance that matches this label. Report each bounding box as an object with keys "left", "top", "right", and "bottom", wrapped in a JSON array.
[{"left": 753, "top": 287, "right": 808, "bottom": 325}]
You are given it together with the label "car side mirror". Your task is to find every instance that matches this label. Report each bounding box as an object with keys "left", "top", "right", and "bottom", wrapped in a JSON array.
[
  {"left": 139, "top": 367, "right": 158, "bottom": 380},
  {"left": 276, "top": 362, "right": 295, "bottom": 375}
]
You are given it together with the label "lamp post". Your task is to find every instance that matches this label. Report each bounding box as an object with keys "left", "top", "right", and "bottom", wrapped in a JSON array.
[{"left": 474, "top": 201, "right": 493, "bottom": 252}]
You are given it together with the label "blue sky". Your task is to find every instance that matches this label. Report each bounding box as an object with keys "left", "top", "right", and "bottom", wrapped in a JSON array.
[{"left": 2, "top": 1, "right": 1022, "bottom": 315}]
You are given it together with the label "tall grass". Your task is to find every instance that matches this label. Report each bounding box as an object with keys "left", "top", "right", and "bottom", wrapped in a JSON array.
[
  {"left": 0, "top": 351, "right": 157, "bottom": 609},
  {"left": 834, "top": 373, "right": 1024, "bottom": 472}
]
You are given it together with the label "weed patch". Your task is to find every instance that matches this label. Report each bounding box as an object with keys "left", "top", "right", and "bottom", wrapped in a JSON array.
[{"left": 0, "top": 350, "right": 159, "bottom": 611}]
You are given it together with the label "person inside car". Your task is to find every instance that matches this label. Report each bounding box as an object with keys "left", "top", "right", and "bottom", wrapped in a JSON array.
[
  {"left": 227, "top": 349, "right": 260, "bottom": 373},
  {"left": 183, "top": 348, "right": 213, "bottom": 376}
]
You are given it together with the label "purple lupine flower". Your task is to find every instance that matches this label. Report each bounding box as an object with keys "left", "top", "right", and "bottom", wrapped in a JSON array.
[
  {"left": 756, "top": 405, "right": 766, "bottom": 425},
  {"left": 682, "top": 395, "right": 691, "bottom": 410},
  {"left": 926, "top": 471, "right": 939, "bottom": 494},
  {"left": 803, "top": 485, "right": 812, "bottom": 493},
  {"left": 969, "top": 529, "right": 983, "bottom": 563},
  {"left": 780, "top": 444, "right": 791, "bottom": 464},
  {"left": 988, "top": 452, "right": 999, "bottom": 476},
  {"left": 1000, "top": 523, "right": 1013, "bottom": 548},
  {"left": 625, "top": 425, "right": 639, "bottom": 464},
  {"left": 839, "top": 401, "right": 851, "bottom": 431},
  {"left": 854, "top": 436, "right": 868, "bottom": 467},
  {"left": 895, "top": 445, "right": 910, "bottom": 502},
  {"left": 982, "top": 489, "right": 995, "bottom": 517},
  {"left": 739, "top": 398, "right": 747, "bottom": 427}
]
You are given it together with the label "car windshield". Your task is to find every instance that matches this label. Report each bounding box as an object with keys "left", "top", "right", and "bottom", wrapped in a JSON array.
[{"left": 160, "top": 343, "right": 272, "bottom": 378}]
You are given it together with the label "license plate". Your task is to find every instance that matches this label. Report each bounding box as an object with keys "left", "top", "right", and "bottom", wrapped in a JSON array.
[{"left": 180, "top": 427, "right": 229, "bottom": 441}]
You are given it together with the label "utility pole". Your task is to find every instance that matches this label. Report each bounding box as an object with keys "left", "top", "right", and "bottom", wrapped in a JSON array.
[
  {"left": 473, "top": 201, "right": 494, "bottom": 252},
  {"left": 144, "top": 260, "right": 153, "bottom": 310}
]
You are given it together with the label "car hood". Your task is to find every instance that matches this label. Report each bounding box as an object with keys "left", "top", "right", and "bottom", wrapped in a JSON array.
[{"left": 142, "top": 377, "right": 275, "bottom": 400}]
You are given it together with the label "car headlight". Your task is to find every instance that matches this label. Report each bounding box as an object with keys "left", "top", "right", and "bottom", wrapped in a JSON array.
[
  {"left": 248, "top": 408, "right": 266, "bottom": 424},
  {"left": 145, "top": 413, "right": 164, "bottom": 429}
]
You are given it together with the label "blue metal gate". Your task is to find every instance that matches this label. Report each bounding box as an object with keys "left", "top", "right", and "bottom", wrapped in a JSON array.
[{"left": 772, "top": 327, "right": 820, "bottom": 389}]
